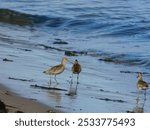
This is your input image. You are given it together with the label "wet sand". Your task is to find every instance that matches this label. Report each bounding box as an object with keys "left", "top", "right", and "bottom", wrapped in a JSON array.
[{"left": 0, "top": 83, "right": 59, "bottom": 113}]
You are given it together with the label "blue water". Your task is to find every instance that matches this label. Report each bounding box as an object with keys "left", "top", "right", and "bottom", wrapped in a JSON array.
[
  {"left": 1, "top": 0, "right": 150, "bottom": 68},
  {"left": 0, "top": 0, "right": 150, "bottom": 112}
]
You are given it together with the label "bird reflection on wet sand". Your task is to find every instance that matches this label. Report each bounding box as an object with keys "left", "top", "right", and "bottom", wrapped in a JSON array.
[
  {"left": 66, "top": 81, "right": 79, "bottom": 96},
  {"left": 127, "top": 92, "right": 147, "bottom": 113},
  {"left": 47, "top": 87, "right": 62, "bottom": 103}
]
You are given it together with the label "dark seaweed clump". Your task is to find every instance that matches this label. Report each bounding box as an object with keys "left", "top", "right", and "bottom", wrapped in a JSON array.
[
  {"left": 53, "top": 39, "right": 69, "bottom": 45},
  {"left": 8, "top": 77, "right": 34, "bottom": 82},
  {"left": 30, "top": 84, "right": 68, "bottom": 91},
  {"left": 92, "top": 97, "right": 126, "bottom": 103},
  {"left": 2, "top": 58, "right": 13, "bottom": 62}
]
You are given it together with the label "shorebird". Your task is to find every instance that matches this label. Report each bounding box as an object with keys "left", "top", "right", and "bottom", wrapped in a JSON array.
[
  {"left": 71, "top": 59, "right": 81, "bottom": 84},
  {"left": 137, "top": 72, "right": 149, "bottom": 96},
  {"left": 43, "top": 57, "right": 68, "bottom": 85}
]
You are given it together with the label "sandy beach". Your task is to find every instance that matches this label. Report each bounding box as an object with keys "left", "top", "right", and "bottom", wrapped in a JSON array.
[{"left": 0, "top": 83, "right": 58, "bottom": 113}]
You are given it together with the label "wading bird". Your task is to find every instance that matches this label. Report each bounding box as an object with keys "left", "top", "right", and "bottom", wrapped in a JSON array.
[
  {"left": 71, "top": 59, "right": 81, "bottom": 84},
  {"left": 43, "top": 57, "right": 68, "bottom": 85},
  {"left": 137, "top": 72, "right": 149, "bottom": 97}
]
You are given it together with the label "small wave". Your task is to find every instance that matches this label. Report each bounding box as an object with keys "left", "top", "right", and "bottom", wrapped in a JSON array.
[
  {"left": 0, "top": 8, "right": 49, "bottom": 26},
  {"left": 0, "top": 8, "right": 67, "bottom": 27},
  {"left": 89, "top": 52, "right": 150, "bottom": 68},
  {"left": 102, "top": 23, "right": 150, "bottom": 37},
  {"left": 67, "top": 19, "right": 93, "bottom": 27},
  {"left": 46, "top": 17, "right": 68, "bottom": 27}
]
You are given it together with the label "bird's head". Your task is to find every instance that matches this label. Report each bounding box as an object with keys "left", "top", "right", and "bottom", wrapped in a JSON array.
[
  {"left": 61, "top": 57, "right": 68, "bottom": 65},
  {"left": 74, "top": 59, "right": 78, "bottom": 64},
  {"left": 137, "top": 72, "right": 143, "bottom": 80}
]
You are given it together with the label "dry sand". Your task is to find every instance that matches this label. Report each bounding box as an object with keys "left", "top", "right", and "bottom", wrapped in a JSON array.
[{"left": 0, "top": 83, "right": 58, "bottom": 113}]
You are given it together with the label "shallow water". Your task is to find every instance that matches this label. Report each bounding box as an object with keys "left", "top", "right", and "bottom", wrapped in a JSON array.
[{"left": 0, "top": 0, "right": 150, "bottom": 112}]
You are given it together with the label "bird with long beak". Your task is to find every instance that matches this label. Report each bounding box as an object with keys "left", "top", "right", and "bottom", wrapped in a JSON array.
[{"left": 43, "top": 57, "right": 68, "bottom": 85}]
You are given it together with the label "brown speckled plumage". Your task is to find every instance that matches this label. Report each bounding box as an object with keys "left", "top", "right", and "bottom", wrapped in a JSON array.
[
  {"left": 43, "top": 57, "right": 68, "bottom": 85},
  {"left": 72, "top": 60, "right": 81, "bottom": 74},
  {"left": 137, "top": 72, "right": 148, "bottom": 90},
  {"left": 71, "top": 59, "right": 81, "bottom": 84}
]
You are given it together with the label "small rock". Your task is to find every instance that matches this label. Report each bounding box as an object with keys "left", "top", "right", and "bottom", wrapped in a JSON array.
[{"left": 0, "top": 100, "right": 7, "bottom": 113}]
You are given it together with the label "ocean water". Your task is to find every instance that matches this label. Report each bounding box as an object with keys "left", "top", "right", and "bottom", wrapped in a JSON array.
[{"left": 0, "top": 0, "right": 150, "bottom": 112}]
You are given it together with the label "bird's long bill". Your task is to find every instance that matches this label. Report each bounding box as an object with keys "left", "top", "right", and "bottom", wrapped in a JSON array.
[{"left": 67, "top": 59, "right": 74, "bottom": 64}]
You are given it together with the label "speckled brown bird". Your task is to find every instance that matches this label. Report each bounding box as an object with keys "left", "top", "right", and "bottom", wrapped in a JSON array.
[
  {"left": 43, "top": 57, "right": 68, "bottom": 85},
  {"left": 137, "top": 72, "right": 148, "bottom": 90},
  {"left": 71, "top": 59, "right": 81, "bottom": 84},
  {"left": 137, "top": 72, "right": 148, "bottom": 96}
]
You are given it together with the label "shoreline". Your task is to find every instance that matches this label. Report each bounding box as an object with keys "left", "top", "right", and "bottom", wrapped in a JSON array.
[{"left": 0, "top": 83, "right": 60, "bottom": 113}]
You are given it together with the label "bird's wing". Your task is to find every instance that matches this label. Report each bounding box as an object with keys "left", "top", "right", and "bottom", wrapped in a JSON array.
[
  {"left": 138, "top": 80, "right": 149, "bottom": 88},
  {"left": 49, "top": 64, "right": 64, "bottom": 74}
]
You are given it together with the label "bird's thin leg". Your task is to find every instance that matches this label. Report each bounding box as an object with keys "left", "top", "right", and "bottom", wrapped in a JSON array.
[
  {"left": 48, "top": 75, "right": 51, "bottom": 87},
  {"left": 77, "top": 74, "right": 79, "bottom": 84},
  {"left": 135, "top": 97, "right": 139, "bottom": 107},
  {"left": 54, "top": 75, "right": 58, "bottom": 84},
  {"left": 136, "top": 90, "right": 140, "bottom": 102},
  {"left": 142, "top": 91, "right": 146, "bottom": 108},
  {"left": 144, "top": 90, "right": 147, "bottom": 101},
  {"left": 75, "top": 82, "right": 78, "bottom": 94},
  {"left": 71, "top": 73, "right": 73, "bottom": 84}
]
